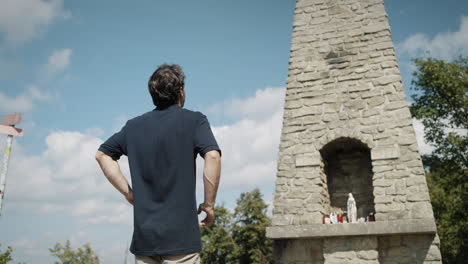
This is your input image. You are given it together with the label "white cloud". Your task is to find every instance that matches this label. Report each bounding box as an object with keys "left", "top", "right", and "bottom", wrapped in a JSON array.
[
  {"left": 0, "top": 0, "right": 70, "bottom": 45},
  {"left": 412, "top": 118, "right": 435, "bottom": 155},
  {"left": 4, "top": 130, "right": 132, "bottom": 225},
  {"left": 45, "top": 48, "right": 72, "bottom": 75},
  {"left": 208, "top": 87, "right": 285, "bottom": 121},
  {"left": 0, "top": 86, "right": 52, "bottom": 113},
  {"left": 11, "top": 237, "right": 49, "bottom": 260},
  {"left": 398, "top": 16, "right": 468, "bottom": 60},
  {"left": 201, "top": 87, "right": 285, "bottom": 186},
  {"left": 71, "top": 198, "right": 132, "bottom": 225},
  {"left": 412, "top": 118, "right": 467, "bottom": 156}
]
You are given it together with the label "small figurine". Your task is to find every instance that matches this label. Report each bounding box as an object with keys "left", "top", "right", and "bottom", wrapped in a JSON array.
[
  {"left": 330, "top": 212, "right": 338, "bottom": 224},
  {"left": 347, "top": 193, "right": 357, "bottom": 223},
  {"left": 368, "top": 212, "right": 376, "bottom": 222},
  {"left": 337, "top": 213, "right": 343, "bottom": 223}
]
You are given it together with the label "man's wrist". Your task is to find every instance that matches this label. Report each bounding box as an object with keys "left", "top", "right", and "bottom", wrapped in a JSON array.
[{"left": 202, "top": 201, "right": 215, "bottom": 208}]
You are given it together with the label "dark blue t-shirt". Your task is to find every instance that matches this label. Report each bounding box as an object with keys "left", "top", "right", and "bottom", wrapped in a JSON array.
[{"left": 98, "top": 105, "right": 220, "bottom": 256}]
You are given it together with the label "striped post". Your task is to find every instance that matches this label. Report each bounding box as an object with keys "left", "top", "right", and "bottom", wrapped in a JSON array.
[
  {"left": 0, "top": 135, "right": 13, "bottom": 215},
  {"left": 0, "top": 113, "right": 24, "bottom": 216}
]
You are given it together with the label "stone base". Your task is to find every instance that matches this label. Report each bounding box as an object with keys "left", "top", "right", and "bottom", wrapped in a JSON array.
[
  {"left": 273, "top": 234, "right": 441, "bottom": 264},
  {"left": 267, "top": 219, "right": 437, "bottom": 239}
]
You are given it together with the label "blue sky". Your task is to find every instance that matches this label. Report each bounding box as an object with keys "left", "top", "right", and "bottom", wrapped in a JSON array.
[{"left": 0, "top": 0, "right": 467, "bottom": 263}]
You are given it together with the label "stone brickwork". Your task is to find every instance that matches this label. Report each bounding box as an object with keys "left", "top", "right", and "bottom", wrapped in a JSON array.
[
  {"left": 379, "top": 235, "right": 442, "bottom": 263},
  {"left": 269, "top": 0, "right": 442, "bottom": 263},
  {"left": 324, "top": 237, "right": 379, "bottom": 264}
]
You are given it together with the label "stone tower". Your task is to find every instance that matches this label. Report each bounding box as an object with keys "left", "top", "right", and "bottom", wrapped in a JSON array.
[{"left": 266, "top": 0, "right": 442, "bottom": 263}]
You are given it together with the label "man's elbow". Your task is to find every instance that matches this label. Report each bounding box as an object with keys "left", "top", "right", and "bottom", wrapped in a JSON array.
[
  {"left": 204, "top": 150, "right": 221, "bottom": 162},
  {"left": 95, "top": 150, "right": 105, "bottom": 162}
]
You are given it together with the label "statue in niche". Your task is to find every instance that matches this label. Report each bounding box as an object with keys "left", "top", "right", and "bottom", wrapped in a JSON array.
[{"left": 347, "top": 193, "right": 357, "bottom": 223}]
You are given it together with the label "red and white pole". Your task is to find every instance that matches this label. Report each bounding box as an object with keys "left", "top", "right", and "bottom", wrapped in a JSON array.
[
  {"left": 0, "top": 113, "right": 24, "bottom": 216},
  {"left": 0, "top": 134, "right": 13, "bottom": 214}
]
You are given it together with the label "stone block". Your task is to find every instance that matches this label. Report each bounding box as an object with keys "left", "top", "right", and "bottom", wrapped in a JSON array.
[
  {"left": 384, "top": 170, "right": 409, "bottom": 179},
  {"left": 408, "top": 202, "right": 433, "bottom": 219},
  {"left": 397, "top": 136, "right": 416, "bottom": 145},
  {"left": 374, "top": 41, "right": 394, "bottom": 51},
  {"left": 406, "top": 176, "right": 426, "bottom": 187},
  {"left": 362, "top": 89, "right": 382, "bottom": 99},
  {"left": 345, "top": 99, "right": 367, "bottom": 110},
  {"left": 371, "top": 145, "right": 400, "bottom": 160},
  {"left": 367, "top": 96, "right": 386, "bottom": 107},
  {"left": 285, "top": 99, "right": 302, "bottom": 109},
  {"left": 375, "top": 196, "right": 393, "bottom": 204},
  {"left": 272, "top": 214, "right": 292, "bottom": 226},
  {"left": 296, "top": 154, "right": 321, "bottom": 167},
  {"left": 304, "top": 97, "right": 324, "bottom": 106},
  {"left": 291, "top": 106, "right": 322, "bottom": 118},
  {"left": 426, "top": 245, "right": 442, "bottom": 261},
  {"left": 407, "top": 192, "right": 429, "bottom": 202},
  {"left": 322, "top": 113, "right": 339, "bottom": 122},
  {"left": 372, "top": 75, "right": 400, "bottom": 86},
  {"left": 298, "top": 71, "right": 330, "bottom": 82},
  {"left": 384, "top": 101, "right": 408, "bottom": 111},
  {"left": 324, "top": 103, "right": 339, "bottom": 113},
  {"left": 357, "top": 250, "right": 379, "bottom": 260},
  {"left": 275, "top": 239, "right": 324, "bottom": 262},
  {"left": 293, "top": 143, "right": 316, "bottom": 154},
  {"left": 283, "top": 125, "right": 306, "bottom": 134},
  {"left": 381, "top": 60, "right": 398, "bottom": 68},
  {"left": 373, "top": 179, "right": 392, "bottom": 187},
  {"left": 302, "top": 115, "right": 322, "bottom": 124}
]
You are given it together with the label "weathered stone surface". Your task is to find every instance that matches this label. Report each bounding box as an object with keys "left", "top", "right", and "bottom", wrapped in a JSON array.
[
  {"left": 271, "top": 0, "right": 441, "bottom": 262},
  {"left": 371, "top": 145, "right": 400, "bottom": 160},
  {"left": 295, "top": 154, "right": 321, "bottom": 167},
  {"left": 298, "top": 71, "right": 330, "bottom": 82},
  {"left": 267, "top": 219, "right": 437, "bottom": 239},
  {"left": 372, "top": 75, "right": 401, "bottom": 86}
]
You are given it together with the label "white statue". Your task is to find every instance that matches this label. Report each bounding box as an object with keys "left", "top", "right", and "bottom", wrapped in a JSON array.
[
  {"left": 330, "top": 212, "right": 338, "bottom": 224},
  {"left": 347, "top": 193, "right": 357, "bottom": 223}
]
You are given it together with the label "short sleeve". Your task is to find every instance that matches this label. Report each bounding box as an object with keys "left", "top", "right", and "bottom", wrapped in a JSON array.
[
  {"left": 98, "top": 123, "right": 128, "bottom": 161},
  {"left": 194, "top": 114, "right": 221, "bottom": 158}
]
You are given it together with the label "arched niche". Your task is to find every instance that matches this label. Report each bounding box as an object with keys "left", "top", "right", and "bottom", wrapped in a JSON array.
[{"left": 320, "top": 137, "right": 375, "bottom": 218}]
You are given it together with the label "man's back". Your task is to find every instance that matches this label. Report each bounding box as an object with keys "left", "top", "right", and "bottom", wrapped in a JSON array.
[
  {"left": 99, "top": 105, "right": 220, "bottom": 255},
  {"left": 96, "top": 64, "right": 221, "bottom": 263}
]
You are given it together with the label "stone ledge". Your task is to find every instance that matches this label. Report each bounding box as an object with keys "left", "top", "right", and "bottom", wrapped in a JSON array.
[{"left": 266, "top": 219, "right": 437, "bottom": 239}]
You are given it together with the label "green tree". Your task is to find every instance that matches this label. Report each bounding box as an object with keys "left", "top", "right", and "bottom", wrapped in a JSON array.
[
  {"left": 49, "top": 240, "right": 99, "bottom": 264},
  {"left": 410, "top": 56, "right": 468, "bottom": 263},
  {"left": 0, "top": 244, "right": 13, "bottom": 264},
  {"left": 201, "top": 205, "right": 240, "bottom": 264},
  {"left": 232, "top": 188, "right": 273, "bottom": 264}
]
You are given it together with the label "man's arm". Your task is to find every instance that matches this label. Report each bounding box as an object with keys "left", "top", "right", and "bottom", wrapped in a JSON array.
[
  {"left": 95, "top": 150, "right": 133, "bottom": 205},
  {"left": 198, "top": 150, "right": 221, "bottom": 227}
]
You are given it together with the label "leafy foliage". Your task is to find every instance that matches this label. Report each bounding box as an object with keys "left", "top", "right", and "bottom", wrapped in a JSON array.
[
  {"left": 0, "top": 244, "right": 13, "bottom": 264},
  {"left": 232, "top": 188, "right": 273, "bottom": 264},
  {"left": 411, "top": 56, "right": 468, "bottom": 263},
  {"left": 411, "top": 56, "right": 468, "bottom": 168},
  {"left": 49, "top": 240, "right": 99, "bottom": 264},
  {"left": 201, "top": 206, "right": 240, "bottom": 264},
  {"left": 201, "top": 189, "right": 273, "bottom": 264}
]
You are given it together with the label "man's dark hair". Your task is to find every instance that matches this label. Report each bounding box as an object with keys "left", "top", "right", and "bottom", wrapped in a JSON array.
[{"left": 148, "top": 64, "right": 185, "bottom": 108}]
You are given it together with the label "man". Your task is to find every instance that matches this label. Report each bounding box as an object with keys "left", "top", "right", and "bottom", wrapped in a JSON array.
[{"left": 95, "top": 64, "right": 221, "bottom": 264}]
